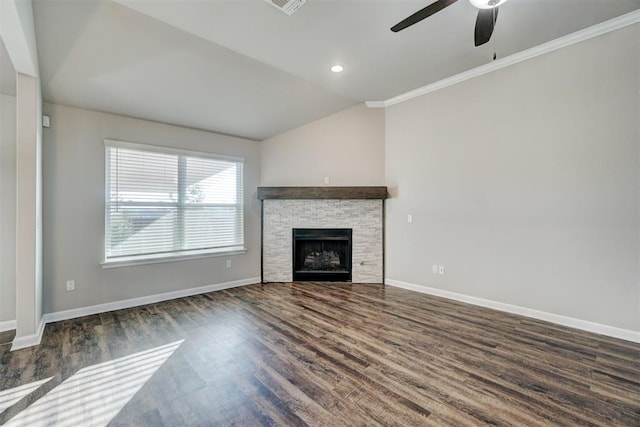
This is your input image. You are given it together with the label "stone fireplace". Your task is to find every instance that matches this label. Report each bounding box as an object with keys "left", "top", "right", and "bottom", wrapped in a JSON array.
[{"left": 258, "top": 187, "right": 388, "bottom": 283}]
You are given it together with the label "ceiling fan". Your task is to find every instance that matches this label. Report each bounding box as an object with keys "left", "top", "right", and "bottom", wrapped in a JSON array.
[{"left": 391, "top": 0, "right": 510, "bottom": 47}]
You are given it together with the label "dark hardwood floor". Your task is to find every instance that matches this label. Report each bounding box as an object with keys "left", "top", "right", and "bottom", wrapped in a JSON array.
[
  {"left": 0, "top": 330, "right": 14, "bottom": 347},
  {"left": 1, "top": 282, "right": 639, "bottom": 426}
]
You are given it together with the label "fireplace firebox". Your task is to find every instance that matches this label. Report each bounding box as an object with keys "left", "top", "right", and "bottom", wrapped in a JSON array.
[{"left": 292, "top": 228, "right": 352, "bottom": 282}]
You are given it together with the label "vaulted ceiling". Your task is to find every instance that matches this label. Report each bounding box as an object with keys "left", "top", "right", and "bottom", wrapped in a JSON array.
[
  {"left": 0, "top": 36, "right": 16, "bottom": 96},
  {"left": 17, "top": 0, "right": 640, "bottom": 140}
]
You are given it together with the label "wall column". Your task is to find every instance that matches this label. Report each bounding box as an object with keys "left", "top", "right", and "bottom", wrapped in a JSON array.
[
  {"left": 12, "top": 72, "right": 42, "bottom": 349},
  {"left": 1, "top": 0, "right": 44, "bottom": 350}
]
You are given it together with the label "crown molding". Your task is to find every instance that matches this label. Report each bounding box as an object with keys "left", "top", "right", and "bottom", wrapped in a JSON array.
[
  {"left": 366, "top": 9, "right": 640, "bottom": 108},
  {"left": 365, "top": 101, "right": 386, "bottom": 108}
]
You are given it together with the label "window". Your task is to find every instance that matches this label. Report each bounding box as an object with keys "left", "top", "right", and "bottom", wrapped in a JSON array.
[{"left": 104, "top": 140, "right": 244, "bottom": 264}]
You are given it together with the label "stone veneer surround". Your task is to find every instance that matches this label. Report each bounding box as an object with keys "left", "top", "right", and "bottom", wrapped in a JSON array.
[{"left": 262, "top": 199, "right": 383, "bottom": 283}]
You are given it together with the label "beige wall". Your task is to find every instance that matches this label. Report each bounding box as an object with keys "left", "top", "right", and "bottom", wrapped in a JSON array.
[
  {"left": 385, "top": 25, "right": 640, "bottom": 332},
  {"left": 0, "top": 94, "right": 16, "bottom": 323},
  {"left": 260, "top": 103, "right": 385, "bottom": 186},
  {"left": 42, "top": 103, "right": 261, "bottom": 314}
]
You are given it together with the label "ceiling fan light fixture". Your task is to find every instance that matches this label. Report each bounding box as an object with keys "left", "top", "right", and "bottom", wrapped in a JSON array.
[{"left": 468, "top": 0, "right": 509, "bottom": 9}]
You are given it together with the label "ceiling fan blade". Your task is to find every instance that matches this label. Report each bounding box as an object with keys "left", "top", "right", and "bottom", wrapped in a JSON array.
[
  {"left": 474, "top": 7, "right": 498, "bottom": 46},
  {"left": 391, "top": 0, "right": 458, "bottom": 32}
]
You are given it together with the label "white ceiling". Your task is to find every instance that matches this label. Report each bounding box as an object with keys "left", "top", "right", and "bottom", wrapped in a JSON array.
[{"left": 28, "top": 0, "right": 640, "bottom": 140}]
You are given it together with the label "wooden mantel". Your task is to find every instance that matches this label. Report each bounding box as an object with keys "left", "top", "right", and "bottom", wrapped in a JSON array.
[{"left": 257, "top": 186, "right": 389, "bottom": 200}]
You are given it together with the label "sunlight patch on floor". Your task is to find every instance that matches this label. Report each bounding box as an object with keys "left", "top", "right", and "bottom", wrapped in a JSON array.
[
  {"left": 5, "top": 340, "right": 183, "bottom": 426},
  {"left": 0, "top": 378, "right": 53, "bottom": 414}
]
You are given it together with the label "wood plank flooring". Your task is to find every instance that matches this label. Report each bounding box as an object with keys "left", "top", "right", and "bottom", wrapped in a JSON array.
[
  {"left": 1, "top": 282, "right": 639, "bottom": 426},
  {"left": 0, "top": 330, "right": 14, "bottom": 347}
]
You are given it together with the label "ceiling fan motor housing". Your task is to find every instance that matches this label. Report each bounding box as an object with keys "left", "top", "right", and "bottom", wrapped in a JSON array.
[
  {"left": 469, "top": 0, "right": 509, "bottom": 9},
  {"left": 264, "top": 0, "right": 307, "bottom": 16}
]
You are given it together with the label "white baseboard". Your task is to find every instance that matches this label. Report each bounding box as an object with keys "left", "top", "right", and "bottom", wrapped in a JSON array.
[
  {"left": 11, "top": 318, "right": 46, "bottom": 351},
  {"left": 0, "top": 319, "right": 16, "bottom": 333},
  {"left": 385, "top": 279, "right": 640, "bottom": 344},
  {"left": 9, "top": 277, "right": 259, "bottom": 350},
  {"left": 43, "top": 277, "right": 260, "bottom": 324}
]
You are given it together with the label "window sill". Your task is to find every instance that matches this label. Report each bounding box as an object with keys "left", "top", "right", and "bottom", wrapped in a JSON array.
[{"left": 101, "top": 247, "right": 247, "bottom": 269}]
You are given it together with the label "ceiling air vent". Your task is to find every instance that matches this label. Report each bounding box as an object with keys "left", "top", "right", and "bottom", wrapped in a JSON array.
[{"left": 264, "top": 0, "right": 307, "bottom": 16}]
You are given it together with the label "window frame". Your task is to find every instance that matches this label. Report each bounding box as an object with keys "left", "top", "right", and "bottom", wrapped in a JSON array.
[{"left": 102, "top": 139, "right": 246, "bottom": 268}]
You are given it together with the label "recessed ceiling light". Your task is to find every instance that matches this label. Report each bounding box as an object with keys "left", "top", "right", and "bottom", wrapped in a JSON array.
[{"left": 330, "top": 65, "right": 344, "bottom": 73}]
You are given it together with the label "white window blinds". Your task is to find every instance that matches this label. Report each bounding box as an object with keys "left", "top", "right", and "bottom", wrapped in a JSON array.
[{"left": 105, "top": 140, "right": 244, "bottom": 262}]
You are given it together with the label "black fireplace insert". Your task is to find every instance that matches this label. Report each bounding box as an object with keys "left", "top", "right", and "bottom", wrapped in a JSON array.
[{"left": 292, "top": 228, "right": 352, "bottom": 282}]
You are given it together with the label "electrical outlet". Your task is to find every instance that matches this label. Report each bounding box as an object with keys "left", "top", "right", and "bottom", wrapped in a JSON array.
[
  {"left": 407, "top": 214, "right": 413, "bottom": 223},
  {"left": 432, "top": 265, "right": 438, "bottom": 274},
  {"left": 323, "top": 176, "right": 330, "bottom": 185},
  {"left": 226, "top": 260, "right": 232, "bottom": 268},
  {"left": 66, "top": 280, "right": 75, "bottom": 291},
  {"left": 438, "top": 265, "right": 445, "bottom": 275}
]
